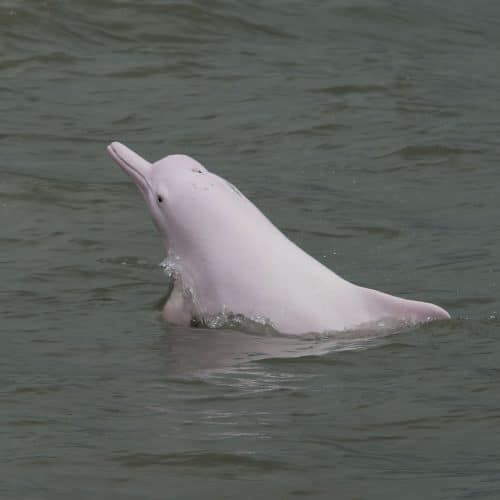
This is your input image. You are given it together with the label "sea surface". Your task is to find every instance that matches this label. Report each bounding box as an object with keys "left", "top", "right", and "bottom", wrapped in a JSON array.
[{"left": 2, "top": 1, "right": 500, "bottom": 498}]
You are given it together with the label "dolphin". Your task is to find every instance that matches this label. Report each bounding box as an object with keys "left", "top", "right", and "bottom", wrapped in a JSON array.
[{"left": 107, "top": 142, "right": 450, "bottom": 335}]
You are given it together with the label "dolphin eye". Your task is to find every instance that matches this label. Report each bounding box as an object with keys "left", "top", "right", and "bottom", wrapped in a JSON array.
[{"left": 157, "top": 195, "right": 163, "bottom": 203}]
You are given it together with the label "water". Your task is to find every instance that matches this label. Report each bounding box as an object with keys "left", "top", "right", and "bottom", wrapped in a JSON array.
[{"left": 2, "top": 1, "right": 500, "bottom": 498}]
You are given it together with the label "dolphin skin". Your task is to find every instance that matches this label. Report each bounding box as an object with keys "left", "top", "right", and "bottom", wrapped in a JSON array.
[{"left": 108, "top": 142, "right": 450, "bottom": 335}]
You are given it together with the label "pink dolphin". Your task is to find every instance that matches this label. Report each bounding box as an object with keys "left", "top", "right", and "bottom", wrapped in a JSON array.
[{"left": 107, "top": 142, "right": 450, "bottom": 335}]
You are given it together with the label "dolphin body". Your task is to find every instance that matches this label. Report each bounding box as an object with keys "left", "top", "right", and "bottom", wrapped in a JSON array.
[{"left": 108, "top": 142, "right": 450, "bottom": 335}]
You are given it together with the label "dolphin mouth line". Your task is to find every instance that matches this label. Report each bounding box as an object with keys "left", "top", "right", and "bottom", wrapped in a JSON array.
[{"left": 107, "top": 143, "right": 152, "bottom": 194}]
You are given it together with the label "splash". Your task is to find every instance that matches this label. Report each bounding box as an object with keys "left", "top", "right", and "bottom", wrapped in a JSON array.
[
  {"left": 159, "top": 253, "right": 181, "bottom": 281},
  {"left": 193, "top": 311, "right": 279, "bottom": 336}
]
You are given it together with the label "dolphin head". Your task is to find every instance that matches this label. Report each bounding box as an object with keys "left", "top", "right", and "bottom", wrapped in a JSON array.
[{"left": 107, "top": 141, "right": 218, "bottom": 254}]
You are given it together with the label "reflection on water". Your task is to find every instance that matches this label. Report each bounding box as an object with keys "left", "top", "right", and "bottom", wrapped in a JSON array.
[{"left": 157, "top": 324, "right": 396, "bottom": 375}]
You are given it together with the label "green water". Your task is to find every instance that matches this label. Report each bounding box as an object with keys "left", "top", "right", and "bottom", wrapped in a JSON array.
[{"left": 2, "top": 1, "right": 500, "bottom": 498}]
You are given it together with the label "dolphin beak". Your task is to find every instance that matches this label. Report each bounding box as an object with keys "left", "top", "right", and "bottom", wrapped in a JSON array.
[{"left": 107, "top": 142, "right": 152, "bottom": 195}]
